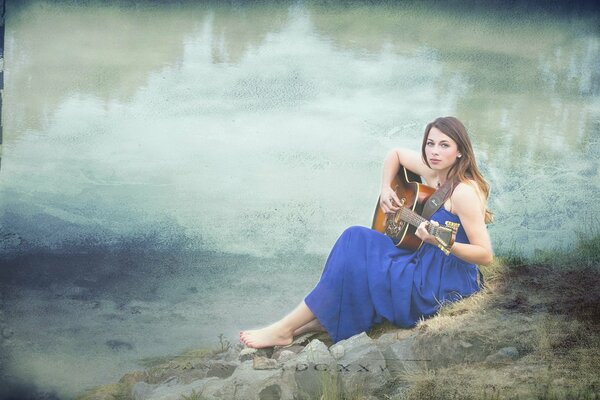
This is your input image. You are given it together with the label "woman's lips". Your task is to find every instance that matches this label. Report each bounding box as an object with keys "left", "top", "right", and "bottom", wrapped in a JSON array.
[{"left": 430, "top": 159, "right": 441, "bottom": 164}]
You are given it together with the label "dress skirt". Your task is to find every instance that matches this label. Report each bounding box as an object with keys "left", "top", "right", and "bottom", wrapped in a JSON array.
[{"left": 304, "top": 208, "right": 483, "bottom": 343}]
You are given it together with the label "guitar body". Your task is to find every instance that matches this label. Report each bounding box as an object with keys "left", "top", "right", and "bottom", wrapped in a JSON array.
[{"left": 371, "top": 167, "right": 436, "bottom": 251}]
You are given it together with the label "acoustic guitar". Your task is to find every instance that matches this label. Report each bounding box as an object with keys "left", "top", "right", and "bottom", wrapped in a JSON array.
[{"left": 371, "top": 166, "right": 459, "bottom": 255}]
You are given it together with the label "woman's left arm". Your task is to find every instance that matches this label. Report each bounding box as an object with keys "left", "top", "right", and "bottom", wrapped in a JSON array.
[
  {"left": 415, "top": 183, "right": 493, "bottom": 265},
  {"left": 447, "top": 183, "right": 493, "bottom": 265}
]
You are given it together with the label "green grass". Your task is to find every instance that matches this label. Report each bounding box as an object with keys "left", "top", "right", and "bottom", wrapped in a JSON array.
[
  {"left": 319, "top": 371, "right": 342, "bottom": 400},
  {"left": 498, "top": 232, "right": 600, "bottom": 270},
  {"left": 179, "top": 390, "right": 206, "bottom": 400},
  {"left": 549, "top": 230, "right": 600, "bottom": 267}
]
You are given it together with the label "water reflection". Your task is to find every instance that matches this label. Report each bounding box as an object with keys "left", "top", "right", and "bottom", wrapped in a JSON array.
[
  {"left": 4, "top": 1, "right": 599, "bottom": 257},
  {"left": 4, "top": 1, "right": 289, "bottom": 137},
  {"left": 1, "top": 1, "right": 600, "bottom": 397}
]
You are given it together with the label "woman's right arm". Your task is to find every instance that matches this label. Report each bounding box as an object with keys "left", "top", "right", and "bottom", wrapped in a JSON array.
[{"left": 380, "top": 148, "right": 430, "bottom": 214}]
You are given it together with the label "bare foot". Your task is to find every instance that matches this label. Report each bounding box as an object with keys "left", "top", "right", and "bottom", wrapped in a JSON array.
[
  {"left": 239, "top": 324, "right": 293, "bottom": 349},
  {"left": 293, "top": 319, "right": 326, "bottom": 337}
]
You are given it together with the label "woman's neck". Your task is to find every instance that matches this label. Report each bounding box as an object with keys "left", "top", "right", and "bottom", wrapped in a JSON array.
[{"left": 435, "top": 171, "right": 450, "bottom": 187}]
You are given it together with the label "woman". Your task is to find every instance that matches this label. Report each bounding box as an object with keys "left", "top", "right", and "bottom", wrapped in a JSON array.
[{"left": 240, "top": 116, "right": 493, "bottom": 348}]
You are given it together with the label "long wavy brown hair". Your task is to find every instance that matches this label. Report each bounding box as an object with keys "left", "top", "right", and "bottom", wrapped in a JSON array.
[{"left": 421, "top": 116, "right": 493, "bottom": 224}]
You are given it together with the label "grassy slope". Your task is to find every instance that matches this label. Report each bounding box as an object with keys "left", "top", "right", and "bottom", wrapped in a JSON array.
[{"left": 378, "top": 235, "right": 600, "bottom": 400}]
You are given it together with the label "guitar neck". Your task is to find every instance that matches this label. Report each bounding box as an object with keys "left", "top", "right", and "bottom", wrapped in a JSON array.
[
  {"left": 398, "top": 206, "right": 451, "bottom": 239},
  {"left": 399, "top": 207, "right": 428, "bottom": 228}
]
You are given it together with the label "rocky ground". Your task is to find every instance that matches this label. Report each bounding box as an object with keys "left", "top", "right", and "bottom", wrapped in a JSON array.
[{"left": 77, "top": 248, "right": 600, "bottom": 400}]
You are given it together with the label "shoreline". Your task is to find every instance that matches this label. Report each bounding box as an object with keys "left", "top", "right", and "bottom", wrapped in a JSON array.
[{"left": 74, "top": 249, "right": 600, "bottom": 400}]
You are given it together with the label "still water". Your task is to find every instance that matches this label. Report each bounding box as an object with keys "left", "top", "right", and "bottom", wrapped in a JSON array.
[{"left": 1, "top": 1, "right": 599, "bottom": 397}]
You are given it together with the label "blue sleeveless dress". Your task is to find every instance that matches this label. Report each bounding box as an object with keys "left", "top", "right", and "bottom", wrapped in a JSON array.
[{"left": 304, "top": 207, "right": 483, "bottom": 343}]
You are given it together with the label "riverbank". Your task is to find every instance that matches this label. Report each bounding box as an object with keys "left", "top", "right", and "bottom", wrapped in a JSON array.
[{"left": 77, "top": 237, "right": 600, "bottom": 400}]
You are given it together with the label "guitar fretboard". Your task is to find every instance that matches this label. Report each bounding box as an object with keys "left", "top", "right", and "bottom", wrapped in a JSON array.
[
  {"left": 399, "top": 207, "right": 443, "bottom": 236},
  {"left": 399, "top": 207, "right": 427, "bottom": 228}
]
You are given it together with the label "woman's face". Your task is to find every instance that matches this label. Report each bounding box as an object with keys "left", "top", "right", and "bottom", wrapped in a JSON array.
[{"left": 425, "top": 127, "right": 461, "bottom": 171}]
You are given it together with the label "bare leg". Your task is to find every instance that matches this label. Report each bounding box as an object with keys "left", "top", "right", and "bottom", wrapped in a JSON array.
[
  {"left": 293, "top": 318, "right": 326, "bottom": 337},
  {"left": 240, "top": 301, "right": 315, "bottom": 349}
]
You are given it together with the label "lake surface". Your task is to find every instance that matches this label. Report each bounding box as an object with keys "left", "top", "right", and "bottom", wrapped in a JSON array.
[{"left": 1, "top": 1, "right": 599, "bottom": 398}]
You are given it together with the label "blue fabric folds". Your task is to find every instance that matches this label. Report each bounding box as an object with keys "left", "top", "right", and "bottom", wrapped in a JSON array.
[{"left": 304, "top": 208, "right": 483, "bottom": 343}]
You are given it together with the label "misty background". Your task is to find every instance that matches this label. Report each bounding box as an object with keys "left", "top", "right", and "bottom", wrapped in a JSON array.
[{"left": 0, "top": 0, "right": 599, "bottom": 398}]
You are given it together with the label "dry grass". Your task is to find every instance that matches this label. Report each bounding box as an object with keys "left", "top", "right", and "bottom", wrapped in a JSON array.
[
  {"left": 391, "top": 236, "right": 600, "bottom": 400},
  {"left": 394, "top": 326, "right": 600, "bottom": 399}
]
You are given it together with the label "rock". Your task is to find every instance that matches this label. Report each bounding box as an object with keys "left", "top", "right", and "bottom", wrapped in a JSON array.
[
  {"left": 161, "top": 376, "right": 179, "bottom": 386},
  {"left": 329, "top": 332, "right": 391, "bottom": 395},
  {"left": 296, "top": 339, "right": 335, "bottom": 365},
  {"left": 238, "top": 347, "right": 256, "bottom": 362},
  {"left": 498, "top": 347, "right": 519, "bottom": 359},
  {"left": 272, "top": 345, "right": 304, "bottom": 360},
  {"left": 289, "top": 331, "right": 322, "bottom": 346},
  {"left": 253, "top": 356, "right": 279, "bottom": 370},
  {"left": 292, "top": 365, "right": 340, "bottom": 400},
  {"left": 239, "top": 347, "right": 273, "bottom": 362},
  {"left": 286, "top": 339, "right": 338, "bottom": 400},
  {"left": 485, "top": 346, "right": 520, "bottom": 364},
  {"left": 330, "top": 344, "right": 344, "bottom": 360},
  {"left": 132, "top": 382, "right": 156, "bottom": 400},
  {"left": 132, "top": 377, "right": 219, "bottom": 400},
  {"left": 383, "top": 334, "right": 420, "bottom": 374},
  {"left": 119, "top": 370, "right": 148, "bottom": 386},
  {"left": 191, "top": 360, "right": 211, "bottom": 372},
  {"left": 276, "top": 350, "right": 297, "bottom": 363},
  {"left": 206, "top": 360, "right": 238, "bottom": 378},
  {"left": 202, "top": 376, "right": 237, "bottom": 399},
  {"left": 207, "top": 360, "right": 295, "bottom": 400},
  {"left": 259, "top": 384, "right": 282, "bottom": 400},
  {"left": 375, "top": 330, "right": 414, "bottom": 346},
  {"left": 129, "top": 328, "right": 507, "bottom": 400},
  {"left": 412, "top": 333, "right": 487, "bottom": 368}
]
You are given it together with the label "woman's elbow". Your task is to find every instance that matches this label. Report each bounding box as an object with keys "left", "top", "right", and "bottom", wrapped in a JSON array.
[{"left": 479, "top": 250, "right": 494, "bottom": 266}]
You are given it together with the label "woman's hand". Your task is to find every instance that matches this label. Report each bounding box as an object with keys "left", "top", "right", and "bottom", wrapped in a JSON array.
[
  {"left": 379, "top": 186, "right": 402, "bottom": 214},
  {"left": 415, "top": 220, "right": 440, "bottom": 246}
]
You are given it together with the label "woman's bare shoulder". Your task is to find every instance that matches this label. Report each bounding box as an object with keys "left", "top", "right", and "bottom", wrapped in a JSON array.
[
  {"left": 452, "top": 181, "right": 485, "bottom": 213},
  {"left": 453, "top": 180, "right": 478, "bottom": 194}
]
